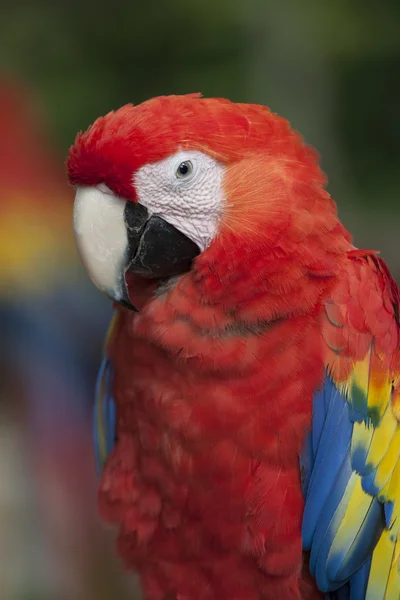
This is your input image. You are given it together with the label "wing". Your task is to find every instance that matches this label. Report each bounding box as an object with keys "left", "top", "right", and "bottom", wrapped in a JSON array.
[
  {"left": 93, "top": 312, "right": 119, "bottom": 476},
  {"left": 301, "top": 251, "right": 400, "bottom": 599}
]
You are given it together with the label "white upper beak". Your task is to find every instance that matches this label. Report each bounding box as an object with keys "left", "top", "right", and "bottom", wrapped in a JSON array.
[{"left": 73, "top": 186, "right": 128, "bottom": 301}]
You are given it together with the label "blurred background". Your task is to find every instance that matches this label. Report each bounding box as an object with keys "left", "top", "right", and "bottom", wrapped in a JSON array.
[{"left": 0, "top": 1, "right": 399, "bottom": 599}]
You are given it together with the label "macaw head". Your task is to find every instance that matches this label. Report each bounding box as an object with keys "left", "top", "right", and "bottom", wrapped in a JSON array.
[{"left": 67, "top": 94, "right": 350, "bottom": 313}]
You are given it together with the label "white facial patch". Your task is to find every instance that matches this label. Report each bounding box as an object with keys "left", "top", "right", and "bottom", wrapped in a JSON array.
[
  {"left": 73, "top": 185, "right": 128, "bottom": 300},
  {"left": 134, "top": 150, "right": 225, "bottom": 251}
]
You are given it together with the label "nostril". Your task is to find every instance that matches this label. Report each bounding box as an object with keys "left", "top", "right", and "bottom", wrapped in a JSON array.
[{"left": 97, "top": 182, "right": 114, "bottom": 195}]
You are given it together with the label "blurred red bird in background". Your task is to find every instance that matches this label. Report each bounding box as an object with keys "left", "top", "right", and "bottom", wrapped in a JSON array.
[{"left": 0, "top": 76, "right": 135, "bottom": 600}]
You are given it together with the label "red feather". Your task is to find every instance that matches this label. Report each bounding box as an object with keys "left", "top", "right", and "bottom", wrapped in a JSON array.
[{"left": 67, "top": 94, "right": 323, "bottom": 204}]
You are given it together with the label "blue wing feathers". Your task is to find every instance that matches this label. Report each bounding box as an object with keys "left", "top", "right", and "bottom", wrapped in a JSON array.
[
  {"left": 349, "top": 557, "right": 372, "bottom": 600},
  {"left": 311, "top": 378, "right": 346, "bottom": 458},
  {"left": 311, "top": 454, "right": 353, "bottom": 591},
  {"left": 103, "top": 360, "right": 116, "bottom": 457},
  {"left": 93, "top": 356, "right": 116, "bottom": 477},
  {"left": 361, "top": 470, "right": 381, "bottom": 497},
  {"left": 302, "top": 379, "right": 353, "bottom": 551},
  {"left": 302, "top": 373, "right": 387, "bottom": 596},
  {"left": 383, "top": 501, "right": 395, "bottom": 530},
  {"left": 352, "top": 443, "right": 375, "bottom": 477}
]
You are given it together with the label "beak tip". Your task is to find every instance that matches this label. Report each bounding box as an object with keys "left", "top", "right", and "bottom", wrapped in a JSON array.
[{"left": 118, "top": 298, "right": 139, "bottom": 312}]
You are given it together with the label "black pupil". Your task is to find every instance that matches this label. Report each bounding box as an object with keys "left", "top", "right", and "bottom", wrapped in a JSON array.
[{"left": 179, "top": 162, "right": 189, "bottom": 175}]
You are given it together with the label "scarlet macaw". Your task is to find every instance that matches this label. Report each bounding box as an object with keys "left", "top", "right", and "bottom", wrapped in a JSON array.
[{"left": 67, "top": 94, "right": 400, "bottom": 600}]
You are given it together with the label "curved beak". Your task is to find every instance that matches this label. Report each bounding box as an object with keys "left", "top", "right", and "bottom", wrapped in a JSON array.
[{"left": 73, "top": 186, "right": 200, "bottom": 310}]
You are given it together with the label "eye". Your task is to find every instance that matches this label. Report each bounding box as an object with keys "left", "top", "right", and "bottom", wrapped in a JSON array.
[{"left": 175, "top": 160, "right": 193, "bottom": 179}]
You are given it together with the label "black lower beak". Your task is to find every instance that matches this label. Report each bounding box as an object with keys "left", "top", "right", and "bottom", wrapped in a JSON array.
[{"left": 120, "top": 202, "right": 200, "bottom": 309}]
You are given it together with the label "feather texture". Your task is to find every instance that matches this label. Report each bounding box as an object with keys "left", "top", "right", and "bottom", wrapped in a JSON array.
[
  {"left": 302, "top": 253, "right": 400, "bottom": 599},
  {"left": 67, "top": 95, "right": 399, "bottom": 599},
  {"left": 93, "top": 313, "right": 119, "bottom": 476}
]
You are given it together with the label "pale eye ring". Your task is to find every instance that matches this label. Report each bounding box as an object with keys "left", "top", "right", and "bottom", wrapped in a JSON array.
[{"left": 175, "top": 160, "right": 193, "bottom": 179}]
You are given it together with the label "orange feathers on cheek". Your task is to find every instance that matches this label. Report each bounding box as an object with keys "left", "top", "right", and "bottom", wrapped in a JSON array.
[{"left": 221, "top": 157, "right": 293, "bottom": 242}]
